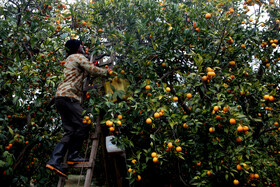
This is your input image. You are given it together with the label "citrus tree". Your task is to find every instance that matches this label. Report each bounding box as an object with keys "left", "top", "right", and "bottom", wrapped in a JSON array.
[{"left": 1, "top": 0, "right": 280, "bottom": 186}]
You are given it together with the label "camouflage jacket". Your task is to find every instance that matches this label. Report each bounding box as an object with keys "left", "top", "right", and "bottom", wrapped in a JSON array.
[{"left": 55, "top": 53, "right": 107, "bottom": 103}]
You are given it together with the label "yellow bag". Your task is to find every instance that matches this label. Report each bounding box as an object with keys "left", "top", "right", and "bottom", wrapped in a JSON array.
[{"left": 104, "top": 77, "right": 130, "bottom": 102}]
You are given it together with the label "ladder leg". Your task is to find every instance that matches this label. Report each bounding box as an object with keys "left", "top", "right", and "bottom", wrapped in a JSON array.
[
  {"left": 57, "top": 176, "right": 66, "bottom": 187},
  {"left": 84, "top": 116, "right": 102, "bottom": 187}
]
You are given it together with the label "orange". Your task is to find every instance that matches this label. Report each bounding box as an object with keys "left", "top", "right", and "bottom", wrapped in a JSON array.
[
  {"left": 205, "top": 13, "right": 211, "bottom": 19},
  {"left": 151, "top": 152, "right": 157, "bottom": 158},
  {"left": 229, "top": 61, "right": 236, "bottom": 66},
  {"left": 207, "top": 170, "right": 211, "bottom": 176},
  {"left": 274, "top": 122, "right": 279, "bottom": 126},
  {"left": 233, "top": 179, "right": 239, "bottom": 185},
  {"left": 162, "top": 62, "right": 166, "bottom": 67},
  {"left": 209, "top": 127, "right": 214, "bottom": 133},
  {"left": 196, "top": 161, "right": 201, "bottom": 166},
  {"left": 236, "top": 137, "right": 242, "bottom": 143},
  {"left": 145, "top": 85, "right": 151, "bottom": 90},
  {"left": 183, "top": 123, "right": 189, "bottom": 128},
  {"left": 264, "top": 95, "right": 270, "bottom": 100},
  {"left": 166, "top": 87, "right": 171, "bottom": 92},
  {"left": 241, "top": 44, "right": 246, "bottom": 48},
  {"left": 116, "top": 121, "right": 122, "bottom": 126},
  {"left": 118, "top": 114, "right": 123, "bottom": 120},
  {"left": 167, "top": 142, "right": 173, "bottom": 148},
  {"left": 236, "top": 164, "right": 242, "bottom": 171},
  {"left": 213, "top": 106, "right": 219, "bottom": 111},
  {"left": 173, "top": 96, "right": 178, "bottom": 102},
  {"left": 254, "top": 173, "right": 259, "bottom": 179},
  {"left": 84, "top": 116, "right": 90, "bottom": 121},
  {"left": 269, "top": 96, "right": 275, "bottom": 101},
  {"left": 202, "top": 76, "right": 208, "bottom": 81},
  {"left": 109, "top": 127, "right": 115, "bottom": 132},
  {"left": 152, "top": 157, "right": 158, "bottom": 163},
  {"left": 250, "top": 173, "right": 255, "bottom": 179},
  {"left": 136, "top": 175, "right": 141, "bottom": 181},
  {"left": 243, "top": 126, "right": 249, "bottom": 131},
  {"left": 237, "top": 125, "right": 243, "bottom": 132},
  {"left": 120, "top": 70, "right": 125, "bottom": 74},
  {"left": 107, "top": 121, "right": 113, "bottom": 127},
  {"left": 128, "top": 168, "right": 133, "bottom": 173},
  {"left": 146, "top": 118, "right": 152, "bottom": 124},
  {"left": 223, "top": 106, "right": 229, "bottom": 112},
  {"left": 131, "top": 159, "right": 136, "bottom": 164},
  {"left": 87, "top": 119, "right": 91, "bottom": 124},
  {"left": 176, "top": 146, "right": 182, "bottom": 152},
  {"left": 186, "top": 93, "right": 192, "bottom": 99},
  {"left": 230, "top": 118, "right": 236, "bottom": 125},
  {"left": 154, "top": 112, "right": 160, "bottom": 118}
]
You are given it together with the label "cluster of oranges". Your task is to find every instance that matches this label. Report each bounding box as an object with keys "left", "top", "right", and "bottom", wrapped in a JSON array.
[
  {"left": 202, "top": 67, "right": 216, "bottom": 82},
  {"left": 146, "top": 109, "right": 165, "bottom": 124},
  {"left": 82, "top": 116, "right": 92, "bottom": 125},
  {"left": 106, "top": 114, "right": 123, "bottom": 132},
  {"left": 263, "top": 94, "right": 275, "bottom": 102}
]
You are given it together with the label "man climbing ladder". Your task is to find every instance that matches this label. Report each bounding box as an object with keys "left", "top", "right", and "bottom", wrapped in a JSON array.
[{"left": 46, "top": 39, "right": 113, "bottom": 177}]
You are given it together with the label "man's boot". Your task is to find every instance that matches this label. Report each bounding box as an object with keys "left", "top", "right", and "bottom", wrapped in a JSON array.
[
  {"left": 46, "top": 142, "right": 68, "bottom": 177},
  {"left": 67, "top": 140, "right": 89, "bottom": 165}
]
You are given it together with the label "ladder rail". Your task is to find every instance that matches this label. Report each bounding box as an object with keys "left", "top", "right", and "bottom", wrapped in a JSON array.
[{"left": 57, "top": 115, "right": 102, "bottom": 187}]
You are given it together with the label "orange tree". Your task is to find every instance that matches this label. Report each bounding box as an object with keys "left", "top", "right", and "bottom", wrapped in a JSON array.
[{"left": 1, "top": 0, "right": 280, "bottom": 186}]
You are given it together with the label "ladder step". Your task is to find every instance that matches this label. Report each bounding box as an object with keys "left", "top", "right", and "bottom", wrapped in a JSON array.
[{"left": 61, "top": 161, "right": 95, "bottom": 168}]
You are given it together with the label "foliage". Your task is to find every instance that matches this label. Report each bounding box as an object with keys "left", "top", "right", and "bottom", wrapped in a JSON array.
[{"left": 0, "top": 0, "right": 280, "bottom": 186}]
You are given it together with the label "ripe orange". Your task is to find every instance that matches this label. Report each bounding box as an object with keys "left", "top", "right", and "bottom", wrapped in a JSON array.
[
  {"left": 196, "top": 161, "right": 201, "bottom": 166},
  {"left": 109, "top": 127, "right": 115, "bottom": 132},
  {"left": 162, "top": 62, "right": 166, "bottom": 67},
  {"left": 274, "top": 122, "right": 279, "bottom": 126},
  {"left": 176, "top": 146, "right": 182, "bottom": 152},
  {"left": 120, "top": 70, "right": 125, "bottom": 74},
  {"left": 233, "top": 179, "right": 239, "bottom": 185},
  {"left": 213, "top": 106, "right": 219, "bottom": 111},
  {"left": 229, "top": 61, "right": 236, "bottom": 66},
  {"left": 151, "top": 152, "right": 157, "bottom": 158},
  {"left": 209, "top": 127, "right": 214, "bottom": 133},
  {"left": 152, "top": 157, "right": 158, "bottom": 163},
  {"left": 243, "top": 126, "right": 249, "bottom": 131},
  {"left": 254, "top": 173, "right": 259, "bottom": 179},
  {"left": 146, "top": 118, "right": 152, "bottom": 124},
  {"left": 237, "top": 125, "right": 243, "bottom": 132},
  {"left": 269, "top": 96, "right": 275, "bottom": 101},
  {"left": 87, "top": 119, "right": 91, "bottom": 124},
  {"left": 202, "top": 76, "right": 208, "bottom": 81},
  {"left": 84, "top": 116, "right": 90, "bottom": 121},
  {"left": 264, "top": 95, "right": 270, "bottom": 100},
  {"left": 145, "top": 85, "right": 151, "bottom": 90},
  {"left": 128, "top": 168, "right": 133, "bottom": 173},
  {"left": 166, "top": 87, "right": 171, "bottom": 92},
  {"left": 167, "top": 142, "right": 173, "bottom": 148},
  {"left": 131, "top": 159, "right": 136, "bottom": 164},
  {"left": 230, "top": 118, "right": 236, "bottom": 125},
  {"left": 186, "top": 93, "right": 192, "bottom": 99},
  {"left": 183, "top": 123, "right": 189, "bottom": 128},
  {"left": 136, "top": 175, "right": 141, "bottom": 181},
  {"left": 116, "top": 121, "right": 122, "bottom": 126},
  {"left": 173, "top": 96, "right": 178, "bottom": 102},
  {"left": 154, "top": 112, "right": 160, "bottom": 118},
  {"left": 236, "top": 164, "right": 242, "bottom": 171},
  {"left": 241, "top": 44, "right": 246, "bottom": 48},
  {"left": 205, "top": 13, "right": 211, "bottom": 19},
  {"left": 236, "top": 137, "right": 242, "bottom": 143},
  {"left": 118, "top": 114, "right": 123, "bottom": 120},
  {"left": 207, "top": 170, "right": 211, "bottom": 176}
]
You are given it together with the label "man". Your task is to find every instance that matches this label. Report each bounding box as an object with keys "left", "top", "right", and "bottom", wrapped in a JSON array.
[{"left": 46, "top": 39, "right": 112, "bottom": 177}]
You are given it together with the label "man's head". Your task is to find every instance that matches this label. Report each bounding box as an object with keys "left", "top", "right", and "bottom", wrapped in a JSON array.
[{"left": 65, "top": 39, "right": 84, "bottom": 56}]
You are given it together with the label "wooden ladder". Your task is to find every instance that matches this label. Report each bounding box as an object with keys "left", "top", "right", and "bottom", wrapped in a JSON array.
[{"left": 57, "top": 115, "right": 102, "bottom": 187}]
